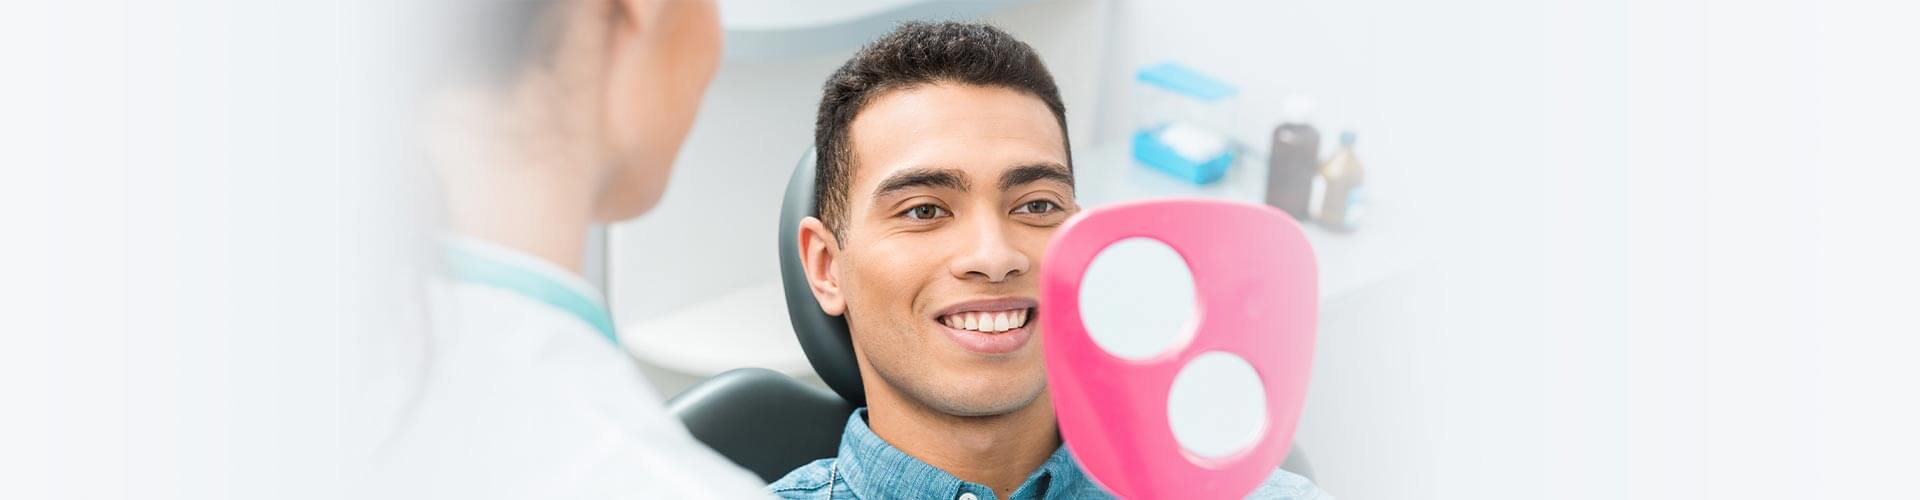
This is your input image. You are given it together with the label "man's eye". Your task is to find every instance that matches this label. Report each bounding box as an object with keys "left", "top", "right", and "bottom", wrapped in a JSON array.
[
  {"left": 902, "top": 204, "right": 949, "bottom": 221},
  {"left": 1015, "top": 200, "right": 1061, "bottom": 214}
]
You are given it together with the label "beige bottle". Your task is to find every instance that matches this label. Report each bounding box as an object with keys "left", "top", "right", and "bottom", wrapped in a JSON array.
[{"left": 1309, "top": 131, "right": 1366, "bottom": 232}]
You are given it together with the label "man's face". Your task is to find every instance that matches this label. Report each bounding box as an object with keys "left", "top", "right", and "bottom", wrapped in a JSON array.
[{"left": 832, "top": 83, "right": 1075, "bottom": 417}]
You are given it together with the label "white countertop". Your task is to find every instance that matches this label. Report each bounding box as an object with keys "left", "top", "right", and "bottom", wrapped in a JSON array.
[{"left": 622, "top": 142, "right": 1422, "bottom": 377}]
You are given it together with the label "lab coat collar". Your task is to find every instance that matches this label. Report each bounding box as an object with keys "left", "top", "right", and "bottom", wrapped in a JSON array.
[{"left": 439, "top": 235, "right": 618, "bottom": 345}]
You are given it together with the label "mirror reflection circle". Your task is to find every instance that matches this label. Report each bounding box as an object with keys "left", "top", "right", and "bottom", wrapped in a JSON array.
[
  {"left": 1076, "top": 237, "right": 1197, "bottom": 361},
  {"left": 1168, "top": 351, "right": 1268, "bottom": 460}
]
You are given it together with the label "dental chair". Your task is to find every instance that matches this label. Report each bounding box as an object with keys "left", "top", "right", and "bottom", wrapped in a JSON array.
[{"left": 666, "top": 150, "right": 1315, "bottom": 483}]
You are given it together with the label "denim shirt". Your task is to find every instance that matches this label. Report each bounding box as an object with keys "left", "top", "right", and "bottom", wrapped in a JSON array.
[{"left": 769, "top": 409, "right": 1332, "bottom": 500}]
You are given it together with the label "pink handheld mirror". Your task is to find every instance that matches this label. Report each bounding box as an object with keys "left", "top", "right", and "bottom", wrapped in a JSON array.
[{"left": 1039, "top": 199, "right": 1318, "bottom": 500}]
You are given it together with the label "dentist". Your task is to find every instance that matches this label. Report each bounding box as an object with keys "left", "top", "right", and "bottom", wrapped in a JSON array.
[{"left": 366, "top": 0, "right": 764, "bottom": 498}]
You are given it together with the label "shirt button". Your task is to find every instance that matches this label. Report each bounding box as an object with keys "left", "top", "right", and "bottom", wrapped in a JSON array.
[{"left": 958, "top": 493, "right": 978, "bottom": 500}]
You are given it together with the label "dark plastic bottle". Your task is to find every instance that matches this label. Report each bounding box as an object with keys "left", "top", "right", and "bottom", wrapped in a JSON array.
[{"left": 1264, "top": 98, "right": 1320, "bottom": 220}]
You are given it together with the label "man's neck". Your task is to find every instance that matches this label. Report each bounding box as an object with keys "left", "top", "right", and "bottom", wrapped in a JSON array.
[{"left": 866, "top": 386, "right": 1060, "bottom": 498}]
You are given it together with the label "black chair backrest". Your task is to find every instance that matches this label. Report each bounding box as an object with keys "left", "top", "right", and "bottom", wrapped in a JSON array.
[
  {"left": 666, "top": 367, "right": 855, "bottom": 482},
  {"left": 777, "top": 148, "right": 867, "bottom": 406}
]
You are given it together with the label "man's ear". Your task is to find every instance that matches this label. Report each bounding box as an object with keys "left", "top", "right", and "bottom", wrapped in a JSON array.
[{"left": 797, "top": 216, "right": 848, "bottom": 317}]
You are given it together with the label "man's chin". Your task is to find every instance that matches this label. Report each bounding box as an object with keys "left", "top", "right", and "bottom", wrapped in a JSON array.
[
  {"left": 917, "top": 380, "right": 1049, "bottom": 418},
  {"left": 928, "top": 400, "right": 1026, "bottom": 418},
  {"left": 869, "top": 346, "right": 1049, "bottom": 418}
]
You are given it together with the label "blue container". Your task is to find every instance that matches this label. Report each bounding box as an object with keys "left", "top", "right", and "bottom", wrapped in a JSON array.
[
  {"left": 1130, "top": 62, "right": 1239, "bottom": 185},
  {"left": 1132, "top": 127, "right": 1235, "bottom": 184}
]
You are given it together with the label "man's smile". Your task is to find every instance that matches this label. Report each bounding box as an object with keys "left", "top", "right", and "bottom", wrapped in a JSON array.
[{"left": 931, "top": 298, "right": 1039, "bottom": 355}]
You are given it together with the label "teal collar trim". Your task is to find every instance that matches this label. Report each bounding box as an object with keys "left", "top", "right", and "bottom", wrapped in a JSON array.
[{"left": 441, "top": 241, "right": 618, "bottom": 346}]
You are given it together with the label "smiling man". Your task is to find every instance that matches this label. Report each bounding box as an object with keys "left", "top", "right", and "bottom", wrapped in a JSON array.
[{"left": 773, "top": 22, "right": 1329, "bottom": 500}]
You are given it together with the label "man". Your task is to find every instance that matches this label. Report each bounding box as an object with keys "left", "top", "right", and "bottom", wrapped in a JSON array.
[
  {"left": 365, "top": 1, "right": 764, "bottom": 498},
  {"left": 776, "top": 22, "right": 1330, "bottom": 499}
]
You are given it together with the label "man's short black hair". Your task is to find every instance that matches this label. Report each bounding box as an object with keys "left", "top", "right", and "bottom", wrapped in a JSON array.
[{"left": 813, "top": 21, "right": 1070, "bottom": 242}]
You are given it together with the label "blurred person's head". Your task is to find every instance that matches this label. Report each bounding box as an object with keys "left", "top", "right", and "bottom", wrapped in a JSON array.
[
  {"left": 796, "top": 22, "right": 1074, "bottom": 426},
  {"left": 431, "top": 0, "right": 721, "bottom": 227}
]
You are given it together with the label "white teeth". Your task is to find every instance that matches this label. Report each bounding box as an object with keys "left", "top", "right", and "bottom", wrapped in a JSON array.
[{"left": 941, "top": 309, "right": 1034, "bottom": 333}]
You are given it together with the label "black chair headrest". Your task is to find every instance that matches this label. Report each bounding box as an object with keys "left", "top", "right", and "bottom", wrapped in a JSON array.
[{"left": 778, "top": 149, "right": 866, "bottom": 406}]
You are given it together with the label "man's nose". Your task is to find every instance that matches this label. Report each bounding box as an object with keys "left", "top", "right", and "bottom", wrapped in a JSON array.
[{"left": 949, "top": 216, "right": 1031, "bottom": 283}]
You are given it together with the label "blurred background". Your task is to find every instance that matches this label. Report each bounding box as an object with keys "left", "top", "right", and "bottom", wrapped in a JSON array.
[
  {"left": 6, "top": 0, "right": 1917, "bottom": 498},
  {"left": 601, "top": 1, "right": 1919, "bottom": 498}
]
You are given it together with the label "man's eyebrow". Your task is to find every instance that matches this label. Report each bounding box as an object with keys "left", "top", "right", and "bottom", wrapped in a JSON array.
[
  {"left": 872, "top": 167, "right": 970, "bottom": 200},
  {"left": 998, "top": 163, "right": 1074, "bottom": 192}
]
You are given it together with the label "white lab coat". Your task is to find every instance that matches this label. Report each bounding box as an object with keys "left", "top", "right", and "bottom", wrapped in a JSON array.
[{"left": 365, "top": 238, "right": 766, "bottom": 499}]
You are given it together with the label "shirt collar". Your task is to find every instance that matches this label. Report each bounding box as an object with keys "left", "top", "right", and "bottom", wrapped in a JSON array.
[
  {"left": 835, "top": 408, "right": 1091, "bottom": 500},
  {"left": 439, "top": 235, "right": 618, "bottom": 345}
]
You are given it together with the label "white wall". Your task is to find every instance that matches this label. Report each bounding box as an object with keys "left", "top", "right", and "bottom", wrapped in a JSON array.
[
  {"left": 1100, "top": 0, "right": 1920, "bottom": 498},
  {"left": 605, "top": 50, "right": 840, "bottom": 323}
]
